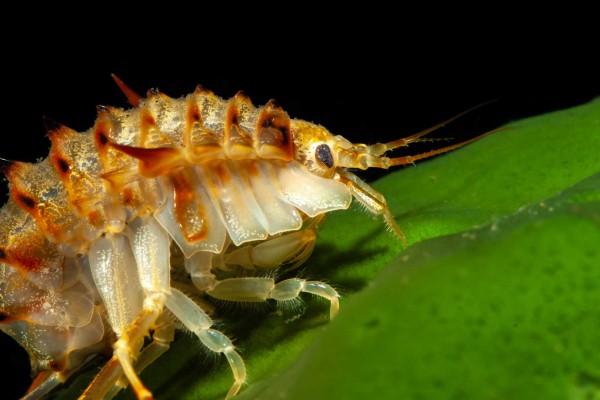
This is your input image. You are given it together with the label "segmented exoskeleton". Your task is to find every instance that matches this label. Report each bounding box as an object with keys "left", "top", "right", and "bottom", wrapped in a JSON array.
[{"left": 0, "top": 76, "right": 495, "bottom": 400}]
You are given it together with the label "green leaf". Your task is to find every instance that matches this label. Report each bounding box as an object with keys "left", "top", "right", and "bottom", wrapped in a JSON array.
[
  {"left": 54, "top": 98, "right": 600, "bottom": 400},
  {"left": 243, "top": 174, "right": 600, "bottom": 400}
]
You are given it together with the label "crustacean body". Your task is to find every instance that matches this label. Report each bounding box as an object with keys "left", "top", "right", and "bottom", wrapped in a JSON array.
[{"left": 0, "top": 76, "right": 494, "bottom": 399}]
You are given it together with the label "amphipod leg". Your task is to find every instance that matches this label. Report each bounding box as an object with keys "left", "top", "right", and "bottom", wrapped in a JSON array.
[
  {"left": 207, "top": 277, "right": 340, "bottom": 318},
  {"left": 185, "top": 227, "right": 318, "bottom": 294},
  {"left": 83, "top": 216, "right": 171, "bottom": 400},
  {"left": 104, "top": 317, "right": 176, "bottom": 400},
  {"left": 165, "top": 288, "right": 246, "bottom": 399},
  {"left": 223, "top": 226, "right": 318, "bottom": 272},
  {"left": 22, "top": 371, "right": 74, "bottom": 400},
  {"left": 112, "top": 294, "right": 168, "bottom": 400},
  {"left": 79, "top": 358, "right": 124, "bottom": 400},
  {"left": 336, "top": 170, "right": 407, "bottom": 246},
  {"left": 185, "top": 219, "right": 321, "bottom": 295}
]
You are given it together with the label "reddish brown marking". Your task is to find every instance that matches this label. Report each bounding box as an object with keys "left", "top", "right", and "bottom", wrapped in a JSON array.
[
  {"left": 56, "top": 158, "right": 70, "bottom": 174},
  {"left": 224, "top": 100, "right": 254, "bottom": 159},
  {"left": 171, "top": 172, "right": 194, "bottom": 203},
  {"left": 87, "top": 210, "right": 103, "bottom": 226},
  {"left": 170, "top": 170, "right": 208, "bottom": 242},
  {"left": 111, "top": 74, "right": 143, "bottom": 107},
  {"left": 0, "top": 247, "right": 6, "bottom": 260},
  {"left": 140, "top": 107, "right": 156, "bottom": 146},
  {"left": 248, "top": 161, "right": 259, "bottom": 177},
  {"left": 215, "top": 163, "right": 230, "bottom": 183},
  {"left": 9, "top": 249, "right": 43, "bottom": 272},
  {"left": 96, "top": 129, "right": 109, "bottom": 145},
  {"left": 226, "top": 101, "right": 240, "bottom": 127},
  {"left": 143, "top": 110, "right": 156, "bottom": 126},
  {"left": 48, "top": 125, "right": 80, "bottom": 193},
  {"left": 94, "top": 115, "right": 112, "bottom": 172},
  {"left": 187, "top": 101, "right": 202, "bottom": 124},
  {"left": 109, "top": 142, "right": 184, "bottom": 177},
  {"left": 185, "top": 99, "right": 202, "bottom": 151},
  {"left": 10, "top": 222, "right": 52, "bottom": 271},
  {"left": 0, "top": 311, "right": 17, "bottom": 324},
  {"left": 52, "top": 156, "right": 71, "bottom": 178},
  {"left": 4, "top": 163, "right": 43, "bottom": 216},
  {"left": 94, "top": 119, "right": 111, "bottom": 165},
  {"left": 121, "top": 188, "right": 136, "bottom": 207},
  {"left": 48, "top": 360, "right": 66, "bottom": 372},
  {"left": 15, "top": 193, "right": 36, "bottom": 210},
  {"left": 256, "top": 107, "right": 293, "bottom": 161}
]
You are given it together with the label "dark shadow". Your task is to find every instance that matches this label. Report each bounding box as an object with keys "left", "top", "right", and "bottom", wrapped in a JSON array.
[
  {"left": 0, "top": 331, "right": 31, "bottom": 400},
  {"left": 305, "top": 224, "right": 393, "bottom": 289},
  {"left": 146, "top": 235, "right": 395, "bottom": 400}
]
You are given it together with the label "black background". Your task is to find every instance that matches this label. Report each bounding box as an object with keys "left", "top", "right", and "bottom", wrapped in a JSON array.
[
  {"left": 3, "top": 24, "right": 598, "bottom": 171},
  {"left": 1, "top": 15, "right": 599, "bottom": 400}
]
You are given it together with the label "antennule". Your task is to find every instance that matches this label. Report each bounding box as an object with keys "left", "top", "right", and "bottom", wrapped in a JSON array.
[{"left": 363, "top": 100, "right": 498, "bottom": 156}]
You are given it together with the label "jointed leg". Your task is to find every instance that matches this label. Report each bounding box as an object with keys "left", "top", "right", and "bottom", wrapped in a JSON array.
[
  {"left": 84, "top": 216, "right": 172, "bottom": 400},
  {"left": 207, "top": 277, "right": 340, "bottom": 318},
  {"left": 104, "top": 318, "right": 175, "bottom": 399},
  {"left": 336, "top": 170, "right": 407, "bottom": 246},
  {"left": 22, "top": 371, "right": 74, "bottom": 400},
  {"left": 80, "top": 293, "right": 166, "bottom": 400},
  {"left": 165, "top": 288, "right": 246, "bottom": 399},
  {"left": 114, "top": 297, "right": 164, "bottom": 400},
  {"left": 185, "top": 225, "right": 319, "bottom": 295}
]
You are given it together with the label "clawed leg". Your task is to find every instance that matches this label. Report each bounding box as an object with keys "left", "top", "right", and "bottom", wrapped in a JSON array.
[
  {"left": 104, "top": 317, "right": 175, "bottom": 399},
  {"left": 112, "top": 293, "right": 166, "bottom": 400},
  {"left": 336, "top": 170, "right": 407, "bottom": 246},
  {"left": 207, "top": 277, "right": 340, "bottom": 318},
  {"left": 80, "top": 293, "right": 166, "bottom": 400},
  {"left": 83, "top": 216, "right": 172, "bottom": 400},
  {"left": 78, "top": 357, "right": 123, "bottom": 400},
  {"left": 22, "top": 370, "right": 73, "bottom": 400},
  {"left": 78, "top": 314, "right": 176, "bottom": 400},
  {"left": 187, "top": 221, "right": 339, "bottom": 318},
  {"left": 165, "top": 288, "right": 246, "bottom": 399},
  {"left": 185, "top": 224, "right": 320, "bottom": 296}
]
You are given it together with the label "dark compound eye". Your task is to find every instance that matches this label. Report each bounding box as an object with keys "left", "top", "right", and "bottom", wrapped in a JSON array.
[{"left": 315, "top": 144, "right": 334, "bottom": 168}]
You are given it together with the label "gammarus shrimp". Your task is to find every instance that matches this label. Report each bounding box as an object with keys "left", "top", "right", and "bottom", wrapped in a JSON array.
[{"left": 0, "top": 75, "right": 498, "bottom": 400}]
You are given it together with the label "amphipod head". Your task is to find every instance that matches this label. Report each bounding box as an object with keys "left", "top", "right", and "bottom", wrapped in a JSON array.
[
  {"left": 290, "top": 110, "right": 501, "bottom": 247},
  {"left": 290, "top": 120, "right": 341, "bottom": 178},
  {"left": 291, "top": 103, "right": 501, "bottom": 176}
]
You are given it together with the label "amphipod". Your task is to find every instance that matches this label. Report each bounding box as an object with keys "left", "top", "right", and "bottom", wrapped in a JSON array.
[{"left": 0, "top": 76, "right": 495, "bottom": 400}]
